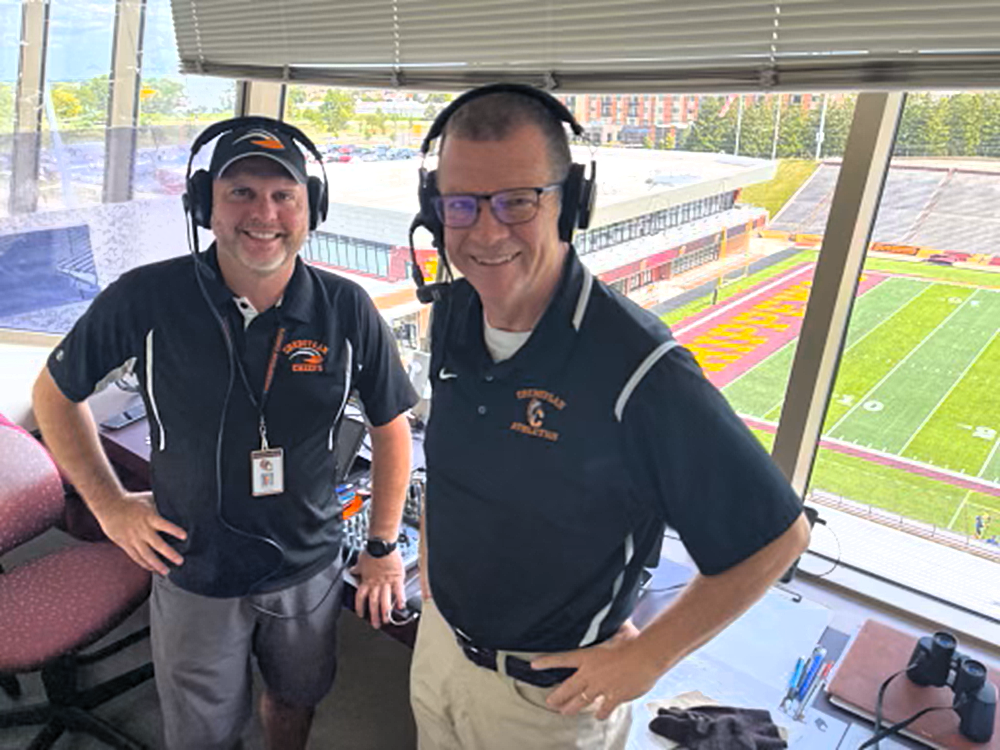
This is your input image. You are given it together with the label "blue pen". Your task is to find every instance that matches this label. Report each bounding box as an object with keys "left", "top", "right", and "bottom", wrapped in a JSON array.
[
  {"left": 797, "top": 647, "right": 827, "bottom": 703},
  {"left": 781, "top": 657, "right": 805, "bottom": 709}
]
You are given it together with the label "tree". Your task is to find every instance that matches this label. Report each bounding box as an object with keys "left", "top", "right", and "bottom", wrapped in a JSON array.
[
  {"left": 139, "top": 77, "right": 186, "bottom": 121},
  {"left": 818, "top": 96, "right": 855, "bottom": 158},
  {"left": 684, "top": 96, "right": 734, "bottom": 152},
  {"left": 50, "top": 85, "right": 83, "bottom": 122},
  {"left": 0, "top": 83, "right": 14, "bottom": 134},
  {"left": 76, "top": 75, "right": 110, "bottom": 124},
  {"left": 776, "top": 104, "right": 811, "bottom": 159},
  {"left": 946, "top": 92, "right": 985, "bottom": 157},
  {"left": 318, "top": 88, "right": 356, "bottom": 136}
]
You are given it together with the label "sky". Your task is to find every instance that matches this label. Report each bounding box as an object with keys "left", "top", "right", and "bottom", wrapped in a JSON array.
[{"left": 1, "top": 0, "right": 182, "bottom": 83}]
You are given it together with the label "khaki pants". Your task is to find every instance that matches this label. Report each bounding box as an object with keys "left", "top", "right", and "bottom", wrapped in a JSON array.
[{"left": 410, "top": 599, "right": 632, "bottom": 750}]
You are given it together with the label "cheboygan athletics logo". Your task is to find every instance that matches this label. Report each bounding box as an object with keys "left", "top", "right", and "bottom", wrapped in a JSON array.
[
  {"left": 510, "top": 388, "right": 566, "bottom": 442},
  {"left": 283, "top": 339, "right": 328, "bottom": 372}
]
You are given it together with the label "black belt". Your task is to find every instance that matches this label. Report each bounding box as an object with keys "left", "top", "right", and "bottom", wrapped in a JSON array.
[{"left": 454, "top": 630, "right": 576, "bottom": 688}]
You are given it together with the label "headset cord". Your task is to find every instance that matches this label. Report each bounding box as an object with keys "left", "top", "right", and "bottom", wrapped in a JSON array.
[
  {"left": 858, "top": 661, "right": 952, "bottom": 749},
  {"left": 186, "top": 219, "right": 287, "bottom": 600}
]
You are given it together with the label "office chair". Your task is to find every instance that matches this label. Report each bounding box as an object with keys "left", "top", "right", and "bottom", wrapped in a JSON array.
[{"left": 0, "top": 413, "right": 154, "bottom": 750}]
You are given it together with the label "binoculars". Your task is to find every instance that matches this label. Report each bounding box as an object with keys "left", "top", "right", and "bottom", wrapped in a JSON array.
[{"left": 907, "top": 631, "right": 996, "bottom": 743}]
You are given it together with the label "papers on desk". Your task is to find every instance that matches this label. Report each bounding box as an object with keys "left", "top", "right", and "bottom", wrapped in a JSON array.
[{"left": 628, "top": 589, "right": 832, "bottom": 750}]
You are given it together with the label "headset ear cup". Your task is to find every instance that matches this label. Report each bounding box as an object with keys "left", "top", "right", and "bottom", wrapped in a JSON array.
[
  {"left": 307, "top": 176, "right": 326, "bottom": 230},
  {"left": 419, "top": 170, "right": 445, "bottom": 251},
  {"left": 187, "top": 169, "right": 214, "bottom": 229},
  {"left": 558, "top": 164, "right": 584, "bottom": 243}
]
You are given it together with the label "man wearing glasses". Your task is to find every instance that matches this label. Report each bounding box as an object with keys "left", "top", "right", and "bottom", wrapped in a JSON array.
[{"left": 411, "top": 86, "right": 811, "bottom": 749}]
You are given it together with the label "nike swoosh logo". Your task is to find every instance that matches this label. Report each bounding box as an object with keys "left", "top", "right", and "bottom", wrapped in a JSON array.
[{"left": 439, "top": 367, "right": 458, "bottom": 380}]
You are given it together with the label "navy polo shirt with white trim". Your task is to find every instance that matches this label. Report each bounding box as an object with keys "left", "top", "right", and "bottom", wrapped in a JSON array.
[
  {"left": 424, "top": 248, "right": 802, "bottom": 652},
  {"left": 48, "top": 247, "right": 417, "bottom": 597}
]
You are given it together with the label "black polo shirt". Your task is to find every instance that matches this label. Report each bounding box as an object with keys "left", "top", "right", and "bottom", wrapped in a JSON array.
[
  {"left": 424, "top": 248, "right": 802, "bottom": 652},
  {"left": 48, "top": 247, "right": 416, "bottom": 597}
]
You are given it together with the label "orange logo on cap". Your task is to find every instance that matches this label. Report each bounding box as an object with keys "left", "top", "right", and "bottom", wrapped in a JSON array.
[{"left": 251, "top": 136, "right": 284, "bottom": 150}]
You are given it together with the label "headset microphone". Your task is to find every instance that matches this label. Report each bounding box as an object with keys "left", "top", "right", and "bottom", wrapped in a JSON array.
[{"left": 408, "top": 217, "right": 451, "bottom": 304}]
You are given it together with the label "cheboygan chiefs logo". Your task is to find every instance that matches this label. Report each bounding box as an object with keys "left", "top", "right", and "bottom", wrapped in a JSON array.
[
  {"left": 510, "top": 388, "right": 566, "bottom": 442},
  {"left": 283, "top": 339, "right": 328, "bottom": 372}
]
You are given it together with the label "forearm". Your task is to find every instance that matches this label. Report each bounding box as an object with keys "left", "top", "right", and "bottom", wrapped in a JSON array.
[
  {"left": 32, "top": 368, "right": 126, "bottom": 516},
  {"left": 366, "top": 413, "right": 412, "bottom": 540},
  {"left": 636, "top": 513, "right": 811, "bottom": 674}
]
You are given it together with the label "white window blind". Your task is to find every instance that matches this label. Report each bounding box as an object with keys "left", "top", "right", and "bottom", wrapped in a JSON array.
[{"left": 171, "top": 0, "right": 1000, "bottom": 91}]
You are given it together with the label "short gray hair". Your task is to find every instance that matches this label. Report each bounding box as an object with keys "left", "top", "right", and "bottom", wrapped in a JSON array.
[{"left": 441, "top": 91, "right": 572, "bottom": 182}]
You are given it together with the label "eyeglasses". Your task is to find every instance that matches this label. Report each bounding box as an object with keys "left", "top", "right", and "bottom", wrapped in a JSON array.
[{"left": 432, "top": 185, "right": 561, "bottom": 228}]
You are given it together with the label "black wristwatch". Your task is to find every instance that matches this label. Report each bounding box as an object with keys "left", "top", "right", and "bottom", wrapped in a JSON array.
[{"left": 365, "top": 537, "right": 398, "bottom": 558}]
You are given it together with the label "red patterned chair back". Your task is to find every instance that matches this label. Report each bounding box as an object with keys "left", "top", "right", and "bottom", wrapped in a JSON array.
[{"left": 0, "top": 413, "right": 65, "bottom": 556}]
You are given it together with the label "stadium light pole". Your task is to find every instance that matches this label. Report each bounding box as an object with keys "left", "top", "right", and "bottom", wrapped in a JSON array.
[
  {"left": 734, "top": 95, "right": 744, "bottom": 156},
  {"left": 770, "top": 94, "right": 782, "bottom": 161},
  {"left": 815, "top": 93, "right": 828, "bottom": 161},
  {"left": 772, "top": 91, "right": 906, "bottom": 497}
]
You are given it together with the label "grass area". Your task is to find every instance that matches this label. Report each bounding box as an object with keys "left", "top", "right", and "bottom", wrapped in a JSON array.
[
  {"left": 739, "top": 159, "right": 819, "bottom": 219},
  {"left": 749, "top": 428, "right": 1000, "bottom": 539},
  {"left": 661, "top": 251, "right": 816, "bottom": 328},
  {"left": 864, "top": 256, "right": 1000, "bottom": 289}
]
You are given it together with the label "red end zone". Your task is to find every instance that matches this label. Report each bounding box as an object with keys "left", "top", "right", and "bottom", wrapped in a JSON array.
[{"left": 672, "top": 263, "right": 886, "bottom": 388}]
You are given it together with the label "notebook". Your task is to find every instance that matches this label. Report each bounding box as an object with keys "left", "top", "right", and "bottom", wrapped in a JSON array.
[{"left": 826, "top": 619, "right": 999, "bottom": 750}]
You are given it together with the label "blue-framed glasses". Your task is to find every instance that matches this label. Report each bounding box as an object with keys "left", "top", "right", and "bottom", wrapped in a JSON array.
[{"left": 432, "top": 184, "right": 561, "bottom": 228}]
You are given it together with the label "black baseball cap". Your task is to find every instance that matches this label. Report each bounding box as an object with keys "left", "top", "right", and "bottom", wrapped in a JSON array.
[{"left": 209, "top": 124, "right": 307, "bottom": 184}]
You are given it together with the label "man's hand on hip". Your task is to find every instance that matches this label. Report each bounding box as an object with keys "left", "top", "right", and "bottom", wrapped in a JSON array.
[
  {"left": 532, "top": 619, "right": 660, "bottom": 721},
  {"left": 352, "top": 550, "right": 405, "bottom": 629},
  {"left": 95, "top": 491, "right": 187, "bottom": 575}
]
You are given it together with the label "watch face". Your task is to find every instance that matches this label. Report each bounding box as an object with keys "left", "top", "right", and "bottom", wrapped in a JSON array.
[{"left": 366, "top": 538, "right": 396, "bottom": 558}]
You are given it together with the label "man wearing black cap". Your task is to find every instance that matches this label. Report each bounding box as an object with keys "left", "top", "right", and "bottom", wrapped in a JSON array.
[{"left": 33, "top": 118, "right": 417, "bottom": 750}]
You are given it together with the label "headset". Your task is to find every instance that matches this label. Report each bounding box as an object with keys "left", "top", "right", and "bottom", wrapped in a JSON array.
[
  {"left": 409, "top": 83, "right": 598, "bottom": 304},
  {"left": 183, "top": 116, "right": 330, "bottom": 232}
]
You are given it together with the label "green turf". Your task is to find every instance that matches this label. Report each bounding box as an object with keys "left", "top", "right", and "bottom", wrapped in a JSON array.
[
  {"left": 828, "top": 288, "right": 999, "bottom": 461},
  {"left": 721, "top": 275, "right": 929, "bottom": 421},
  {"left": 748, "top": 427, "right": 1000, "bottom": 534},
  {"left": 899, "top": 301, "right": 1000, "bottom": 482},
  {"left": 740, "top": 160, "right": 819, "bottom": 219},
  {"left": 823, "top": 284, "right": 975, "bottom": 431},
  {"left": 863, "top": 257, "right": 1000, "bottom": 289}
]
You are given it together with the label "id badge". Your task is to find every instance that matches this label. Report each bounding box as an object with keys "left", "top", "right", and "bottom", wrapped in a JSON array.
[{"left": 251, "top": 448, "right": 284, "bottom": 497}]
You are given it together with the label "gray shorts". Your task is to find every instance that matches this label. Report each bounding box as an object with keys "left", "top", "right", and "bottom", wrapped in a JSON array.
[{"left": 150, "top": 559, "right": 344, "bottom": 750}]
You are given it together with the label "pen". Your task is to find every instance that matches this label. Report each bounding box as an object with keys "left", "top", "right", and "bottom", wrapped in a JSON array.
[
  {"left": 781, "top": 657, "right": 805, "bottom": 709},
  {"left": 795, "top": 664, "right": 832, "bottom": 720},
  {"left": 797, "top": 647, "right": 827, "bottom": 703}
]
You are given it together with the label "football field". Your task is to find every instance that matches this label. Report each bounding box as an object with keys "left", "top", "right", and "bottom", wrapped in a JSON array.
[{"left": 670, "top": 259, "right": 1000, "bottom": 540}]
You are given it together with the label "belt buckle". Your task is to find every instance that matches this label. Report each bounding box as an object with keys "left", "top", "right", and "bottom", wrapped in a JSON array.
[{"left": 454, "top": 629, "right": 497, "bottom": 670}]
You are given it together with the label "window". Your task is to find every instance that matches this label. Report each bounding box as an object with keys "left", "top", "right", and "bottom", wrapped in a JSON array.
[
  {"left": 38, "top": 0, "right": 115, "bottom": 212},
  {"left": 136, "top": 0, "right": 236, "bottom": 200},
  {"left": 805, "top": 91, "right": 1000, "bottom": 601},
  {"left": 0, "top": 0, "right": 18, "bottom": 216}
]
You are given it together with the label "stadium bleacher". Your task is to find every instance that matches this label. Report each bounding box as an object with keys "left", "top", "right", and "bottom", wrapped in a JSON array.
[{"left": 772, "top": 163, "right": 1000, "bottom": 256}]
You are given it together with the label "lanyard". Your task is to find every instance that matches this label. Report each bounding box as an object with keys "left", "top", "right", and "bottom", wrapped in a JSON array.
[{"left": 229, "top": 321, "right": 286, "bottom": 449}]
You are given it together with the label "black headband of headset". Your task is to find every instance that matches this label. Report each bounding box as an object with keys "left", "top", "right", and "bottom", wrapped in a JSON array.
[{"left": 421, "top": 83, "right": 585, "bottom": 156}]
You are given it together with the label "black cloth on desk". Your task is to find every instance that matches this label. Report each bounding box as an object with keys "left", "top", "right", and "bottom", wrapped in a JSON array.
[{"left": 650, "top": 706, "right": 787, "bottom": 750}]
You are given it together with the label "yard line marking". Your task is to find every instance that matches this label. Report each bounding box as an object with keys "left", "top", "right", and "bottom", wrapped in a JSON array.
[
  {"left": 979, "top": 430, "right": 1000, "bottom": 480},
  {"left": 826, "top": 287, "right": 977, "bottom": 438},
  {"left": 898, "top": 298, "right": 996, "bottom": 458},
  {"left": 948, "top": 490, "right": 974, "bottom": 530},
  {"left": 747, "top": 277, "right": 930, "bottom": 419},
  {"left": 838, "top": 277, "right": 930, "bottom": 353}
]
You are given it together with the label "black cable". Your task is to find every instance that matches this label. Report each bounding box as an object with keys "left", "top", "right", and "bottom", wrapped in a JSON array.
[{"left": 186, "top": 206, "right": 287, "bottom": 601}]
